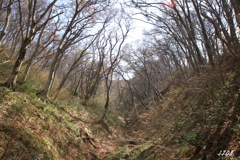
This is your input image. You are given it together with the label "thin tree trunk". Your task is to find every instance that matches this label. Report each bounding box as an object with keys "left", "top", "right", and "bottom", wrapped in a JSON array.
[
  {"left": 99, "top": 62, "right": 115, "bottom": 121},
  {"left": 22, "top": 42, "right": 41, "bottom": 84},
  {"left": 192, "top": 0, "right": 215, "bottom": 69},
  {"left": 0, "top": 0, "right": 13, "bottom": 45},
  {"left": 73, "top": 77, "right": 81, "bottom": 96},
  {"left": 100, "top": 90, "right": 110, "bottom": 121},
  {"left": 38, "top": 49, "right": 63, "bottom": 98},
  {"left": 230, "top": 0, "right": 240, "bottom": 28},
  {"left": 54, "top": 67, "right": 73, "bottom": 99}
]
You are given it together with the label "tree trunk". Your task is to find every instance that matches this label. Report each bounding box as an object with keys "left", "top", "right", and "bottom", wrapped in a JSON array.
[
  {"left": 100, "top": 71, "right": 112, "bottom": 121},
  {"left": 230, "top": 0, "right": 240, "bottom": 28},
  {"left": 3, "top": 38, "right": 30, "bottom": 89},
  {"left": 0, "top": 0, "right": 13, "bottom": 45},
  {"left": 22, "top": 21, "right": 47, "bottom": 84},
  {"left": 38, "top": 51, "right": 63, "bottom": 98},
  {"left": 100, "top": 91, "right": 109, "bottom": 121},
  {"left": 73, "top": 77, "right": 81, "bottom": 96},
  {"left": 22, "top": 58, "right": 32, "bottom": 84},
  {"left": 38, "top": 64, "right": 57, "bottom": 98},
  {"left": 192, "top": 0, "right": 215, "bottom": 69}
]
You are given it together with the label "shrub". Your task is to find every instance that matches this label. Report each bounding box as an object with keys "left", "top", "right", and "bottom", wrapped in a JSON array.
[{"left": 19, "top": 79, "right": 39, "bottom": 94}]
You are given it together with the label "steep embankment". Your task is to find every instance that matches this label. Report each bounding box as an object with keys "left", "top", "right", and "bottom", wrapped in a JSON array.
[
  {"left": 109, "top": 57, "right": 240, "bottom": 160},
  {"left": 0, "top": 84, "right": 174, "bottom": 160},
  {"left": 0, "top": 49, "right": 126, "bottom": 160},
  {"left": 0, "top": 48, "right": 127, "bottom": 160},
  {"left": 0, "top": 86, "right": 123, "bottom": 159}
]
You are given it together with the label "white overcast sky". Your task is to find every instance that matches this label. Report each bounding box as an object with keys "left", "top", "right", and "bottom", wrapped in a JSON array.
[{"left": 127, "top": 14, "right": 153, "bottom": 43}]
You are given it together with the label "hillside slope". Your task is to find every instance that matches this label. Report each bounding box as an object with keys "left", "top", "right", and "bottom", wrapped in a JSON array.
[
  {"left": 0, "top": 52, "right": 240, "bottom": 160},
  {"left": 112, "top": 58, "right": 240, "bottom": 160},
  {"left": 0, "top": 86, "right": 122, "bottom": 159}
]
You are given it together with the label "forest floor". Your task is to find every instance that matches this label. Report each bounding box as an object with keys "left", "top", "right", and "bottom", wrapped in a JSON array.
[
  {"left": 0, "top": 85, "right": 161, "bottom": 160},
  {"left": 1, "top": 53, "right": 240, "bottom": 160},
  {"left": 0, "top": 50, "right": 156, "bottom": 160}
]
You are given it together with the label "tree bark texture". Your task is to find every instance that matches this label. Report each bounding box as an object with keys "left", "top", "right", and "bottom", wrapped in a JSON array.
[{"left": 4, "top": 38, "right": 30, "bottom": 88}]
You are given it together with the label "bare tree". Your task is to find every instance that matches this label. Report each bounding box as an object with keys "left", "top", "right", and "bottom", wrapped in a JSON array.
[
  {"left": 21, "top": 7, "right": 61, "bottom": 83},
  {"left": 1, "top": 0, "right": 58, "bottom": 88},
  {"left": 53, "top": 17, "right": 112, "bottom": 99},
  {"left": 200, "top": 0, "right": 240, "bottom": 60},
  {"left": 99, "top": 17, "right": 131, "bottom": 121},
  {"left": 38, "top": 0, "right": 112, "bottom": 99},
  {"left": 128, "top": 0, "right": 223, "bottom": 71},
  {"left": 0, "top": 0, "right": 14, "bottom": 45}
]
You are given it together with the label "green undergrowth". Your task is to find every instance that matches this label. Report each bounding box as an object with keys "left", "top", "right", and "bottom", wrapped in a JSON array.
[
  {"left": 80, "top": 97, "right": 126, "bottom": 130},
  {"left": 18, "top": 79, "right": 41, "bottom": 94},
  {"left": 106, "top": 141, "right": 166, "bottom": 160},
  {"left": 0, "top": 86, "right": 122, "bottom": 159}
]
